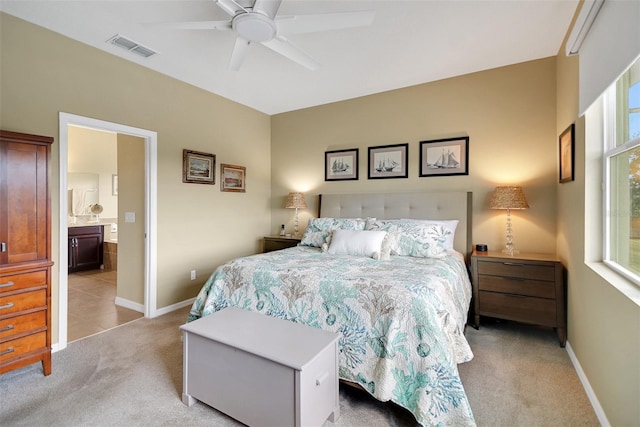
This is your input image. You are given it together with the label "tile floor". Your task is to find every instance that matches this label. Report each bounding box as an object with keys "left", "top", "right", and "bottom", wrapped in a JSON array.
[{"left": 67, "top": 269, "right": 144, "bottom": 342}]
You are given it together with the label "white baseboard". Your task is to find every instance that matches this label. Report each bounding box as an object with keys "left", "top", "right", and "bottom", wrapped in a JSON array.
[
  {"left": 115, "top": 297, "right": 145, "bottom": 313},
  {"left": 566, "top": 341, "right": 610, "bottom": 426},
  {"left": 153, "top": 297, "right": 196, "bottom": 318}
]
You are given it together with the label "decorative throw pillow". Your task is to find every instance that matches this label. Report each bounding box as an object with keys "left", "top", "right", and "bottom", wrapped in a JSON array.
[
  {"left": 299, "top": 217, "right": 368, "bottom": 247},
  {"left": 365, "top": 219, "right": 451, "bottom": 258},
  {"left": 401, "top": 219, "right": 459, "bottom": 251},
  {"left": 326, "top": 229, "right": 387, "bottom": 258}
]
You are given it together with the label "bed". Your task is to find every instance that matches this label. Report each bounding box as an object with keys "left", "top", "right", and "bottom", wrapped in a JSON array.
[{"left": 188, "top": 191, "right": 476, "bottom": 426}]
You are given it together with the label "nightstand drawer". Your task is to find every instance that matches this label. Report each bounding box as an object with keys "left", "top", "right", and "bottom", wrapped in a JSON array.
[
  {"left": 478, "top": 276, "right": 556, "bottom": 299},
  {"left": 479, "top": 291, "right": 556, "bottom": 326},
  {"left": 263, "top": 237, "right": 301, "bottom": 253},
  {"left": 476, "top": 260, "right": 555, "bottom": 281}
]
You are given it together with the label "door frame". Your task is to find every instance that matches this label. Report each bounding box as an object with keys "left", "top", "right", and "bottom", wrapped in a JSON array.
[{"left": 56, "top": 112, "right": 158, "bottom": 351}]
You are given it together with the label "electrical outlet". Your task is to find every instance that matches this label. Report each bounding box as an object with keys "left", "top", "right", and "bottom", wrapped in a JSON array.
[{"left": 190, "top": 270, "right": 196, "bottom": 280}]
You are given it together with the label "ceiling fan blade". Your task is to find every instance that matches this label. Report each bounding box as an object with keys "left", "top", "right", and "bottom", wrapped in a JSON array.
[
  {"left": 276, "top": 10, "right": 375, "bottom": 35},
  {"left": 229, "top": 36, "right": 251, "bottom": 71},
  {"left": 261, "top": 36, "right": 320, "bottom": 70},
  {"left": 154, "top": 20, "right": 232, "bottom": 31},
  {"left": 252, "top": 0, "right": 282, "bottom": 20},
  {"left": 215, "top": 0, "right": 248, "bottom": 17}
]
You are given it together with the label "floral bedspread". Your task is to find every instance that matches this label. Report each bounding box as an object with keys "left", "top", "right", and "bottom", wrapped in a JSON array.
[{"left": 188, "top": 246, "right": 476, "bottom": 426}]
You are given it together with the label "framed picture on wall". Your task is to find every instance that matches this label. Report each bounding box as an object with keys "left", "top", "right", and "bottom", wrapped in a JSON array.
[
  {"left": 559, "top": 123, "right": 575, "bottom": 183},
  {"left": 220, "top": 163, "right": 246, "bottom": 192},
  {"left": 325, "top": 148, "right": 359, "bottom": 181},
  {"left": 419, "top": 137, "right": 469, "bottom": 177},
  {"left": 183, "top": 149, "right": 215, "bottom": 184},
  {"left": 368, "top": 143, "right": 408, "bottom": 179}
]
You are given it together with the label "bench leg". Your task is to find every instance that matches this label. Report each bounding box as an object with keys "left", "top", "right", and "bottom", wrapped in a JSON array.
[
  {"left": 329, "top": 405, "right": 340, "bottom": 422},
  {"left": 182, "top": 393, "right": 196, "bottom": 407}
]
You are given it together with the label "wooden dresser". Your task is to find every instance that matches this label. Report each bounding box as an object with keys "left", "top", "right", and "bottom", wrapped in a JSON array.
[
  {"left": 0, "top": 130, "right": 54, "bottom": 376},
  {"left": 470, "top": 250, "right": 566, "bottom": 347}
]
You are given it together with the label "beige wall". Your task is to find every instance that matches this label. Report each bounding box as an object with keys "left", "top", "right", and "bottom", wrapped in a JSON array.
[
  {"left": 555, "top": 22, "right": 640, "bottom": 427},
  {"left": 272, "top": 58, "right": 559, "bottom": 254},
  {"left": 0, "top": 13, "right": 272, "bottom": 344}
]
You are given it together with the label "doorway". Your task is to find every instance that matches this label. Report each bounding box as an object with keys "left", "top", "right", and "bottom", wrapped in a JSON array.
[
  {"left": 56, "top": 113, "right": 158, "bottom": 352},
  {"left": 66, "top": 127, "right": 143, "bottom": 341}
]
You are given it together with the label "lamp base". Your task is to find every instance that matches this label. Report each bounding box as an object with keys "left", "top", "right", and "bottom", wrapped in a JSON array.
[{"left": 501, "top": 247, "right": 520, "bottom": 256}]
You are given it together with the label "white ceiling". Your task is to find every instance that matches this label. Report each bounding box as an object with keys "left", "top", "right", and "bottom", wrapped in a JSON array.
[{"left": 0, "top": 0, "right": 579, "bottom": 115}]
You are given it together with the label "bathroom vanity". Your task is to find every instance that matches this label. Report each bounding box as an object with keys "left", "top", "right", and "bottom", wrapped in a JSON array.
[{"left": 68, "top": 225, "right": 104, "bottom": 273}]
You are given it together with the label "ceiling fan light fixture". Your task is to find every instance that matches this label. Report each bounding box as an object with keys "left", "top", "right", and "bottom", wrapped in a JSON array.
[{"left": 232, "top": 12, "right": 276, "bottom": 42}]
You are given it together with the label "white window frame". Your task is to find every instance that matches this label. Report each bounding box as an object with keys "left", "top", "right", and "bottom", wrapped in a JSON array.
[{"left": 602, "top": 62, "right": 640, "bottom": 288}]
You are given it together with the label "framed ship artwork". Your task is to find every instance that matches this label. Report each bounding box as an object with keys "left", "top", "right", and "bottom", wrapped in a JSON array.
[
  {"left": 325, "top": 148, "right": 359, "bottom": 181},
  {"left": 368, "top": 143, "right": 408, "bottom": 179},
  {"left": 419, "top": 137, "right": 469, "bottom": 177}
]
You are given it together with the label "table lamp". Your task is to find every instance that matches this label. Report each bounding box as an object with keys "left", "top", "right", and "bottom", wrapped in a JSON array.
[
  {"left": 285, "top": 192, "right": 306, "bottom": 237},
  {"left": 489, "top": 186, "right": 529, "bottom": 256}
]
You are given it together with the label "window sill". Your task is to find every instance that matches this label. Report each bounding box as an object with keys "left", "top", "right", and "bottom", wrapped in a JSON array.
[{"left": 586, "top": 262, "right": 640, "bottom": 308}]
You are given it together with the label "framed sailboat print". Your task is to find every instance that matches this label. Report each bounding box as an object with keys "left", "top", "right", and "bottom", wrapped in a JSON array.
[
  {"left": 419, "top": 137, "right": 469, "bottom": 177},
  {"left": 368, "top": 143, "right": 408, "bottom": 179},
  {"left": 325, "top": 148, "right": 359, "bottom": 181}
]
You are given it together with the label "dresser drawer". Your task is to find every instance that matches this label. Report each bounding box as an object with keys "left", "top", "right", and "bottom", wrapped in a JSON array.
[
  {"left": 0, "top": 290, "right": 47, "bottom": 317},
  {"left": 478, "top": 275, "right": 556, "bottom": 299},
  {"left": 0, "top": 311, "right": 47, "bottom": 340},
  {"left": 0, "top": 270, "right": 47, "bottom": 294},
  {"left": 479, "top": 291, "right": 557, "bottom": 327},
  {"left": 0, "top": 331, "right": 46, "bottom": 362},
  {"left": 476, "top": 260, "right": 555, "bottom": 281}
]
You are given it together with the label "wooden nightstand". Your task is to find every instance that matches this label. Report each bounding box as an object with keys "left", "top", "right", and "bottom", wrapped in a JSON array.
[
  {"left": 263, "top": 236, "right": 301, "bottom": 253},
  {"left": 470, "top": 250, "right": 567, "bottom": 347}
]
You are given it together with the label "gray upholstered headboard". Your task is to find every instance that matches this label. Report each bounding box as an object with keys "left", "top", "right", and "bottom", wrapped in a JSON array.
[{"left": 318, "top": 191, "right": 472, "bottom": 258}]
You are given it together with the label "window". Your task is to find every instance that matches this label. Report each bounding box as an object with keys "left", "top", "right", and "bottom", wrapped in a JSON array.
[{"left": 604, "top": 56, "right": 640, "bottom": 284}]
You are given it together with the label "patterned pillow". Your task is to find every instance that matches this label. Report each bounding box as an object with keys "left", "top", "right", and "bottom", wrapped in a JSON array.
[
  {"left": 401, "top": 219, "right": 459, "bottom": 251},
  {"left": 300, "top": 217, "right": 368, "bottom": 247},
  {"left": 365, "top": 219, "right": 451, "bottom": 258}
]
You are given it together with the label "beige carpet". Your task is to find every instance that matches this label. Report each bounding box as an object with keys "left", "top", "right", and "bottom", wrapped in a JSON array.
[{"left": 0, "top": 307, "right": 598, "bottom": 426}]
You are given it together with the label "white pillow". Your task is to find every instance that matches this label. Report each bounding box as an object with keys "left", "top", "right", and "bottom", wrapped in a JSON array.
[
  {"left": 402, "top": 219, "right": 459, "bottom": 250},
  {"left": 327, "top": 229, "right": 387, "bottom": 258}
]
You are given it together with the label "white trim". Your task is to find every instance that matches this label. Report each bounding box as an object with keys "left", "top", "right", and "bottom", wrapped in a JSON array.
[
  {"left": 154, "top": 297, "right": 196, "bottom": 317},
  {"left": 115, "top": 296, "right": 145, "bottom": 313},
  {"left": 565, "top": 341, "right": 611, "bottom": 426},
  {"left": 565, "top": 0, "right": 605, "bottom": 56},
  {"left": 58, "top": 112, "right": 158, "bottom": 352}
]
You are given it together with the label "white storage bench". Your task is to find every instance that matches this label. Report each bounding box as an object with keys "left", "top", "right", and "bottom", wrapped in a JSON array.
[{"left": 180, "top": 307, "right": 341, "bottom": 427}]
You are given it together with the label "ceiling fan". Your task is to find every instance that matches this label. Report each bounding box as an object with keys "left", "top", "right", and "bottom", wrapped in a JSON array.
[{"left": 170, "top": 0, "right": 375, "bottom": 71}]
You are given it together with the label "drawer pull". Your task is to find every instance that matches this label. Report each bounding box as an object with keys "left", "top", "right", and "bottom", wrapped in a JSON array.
[
  {"left": 0, "top": 281, "right": 15, "bottom": 289},
  {"left": 505, "top": 293, "right": 527, "bottom": 298},
  {"left": 0, "top": 347, "right": 14, "bottom": 356},
  {"left": 0, "top": 325, "right": 14, "bottom": 333},
  {"left": 0, "top": 302, "right": 14, "bottom": 310},
  {"left": 502, "top": 262, "right": 524, "bottom": 266},
  {"left": 316, "top": 372, "right": 329, "bottom": 386}
]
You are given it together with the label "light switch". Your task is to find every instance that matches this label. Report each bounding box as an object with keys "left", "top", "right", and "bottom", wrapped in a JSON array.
[{"left": 125, "top": 212, "right": 135, "bottom": 223}]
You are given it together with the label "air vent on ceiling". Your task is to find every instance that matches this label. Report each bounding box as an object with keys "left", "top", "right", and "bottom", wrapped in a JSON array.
[{"left": 107, "top": 34, "right": 157, "bottom": 58}]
